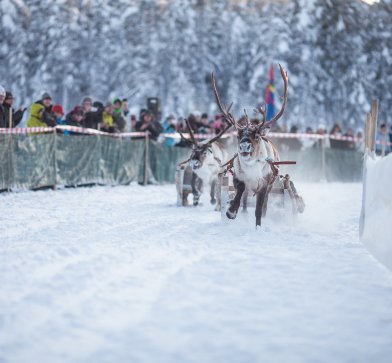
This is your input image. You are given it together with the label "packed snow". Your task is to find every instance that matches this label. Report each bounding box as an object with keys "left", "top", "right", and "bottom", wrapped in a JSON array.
[{"left": 1, "top": 182, "right": 392, "bottom": 363}]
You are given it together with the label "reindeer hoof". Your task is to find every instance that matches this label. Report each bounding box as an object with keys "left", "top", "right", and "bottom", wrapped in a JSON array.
[
  {"left": 226, "top": 209, "right": 237, "bottom": 219},
  {"left": 193, "top": 195, "right": 200, "bottom": 206},
  {"left": 210, "top": 198, "right": 216, "bottom": 205}
]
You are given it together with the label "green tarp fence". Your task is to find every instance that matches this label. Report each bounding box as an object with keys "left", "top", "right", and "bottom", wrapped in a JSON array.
[{"left": 0, "top": 132, "right": 363, "bottom": 191}]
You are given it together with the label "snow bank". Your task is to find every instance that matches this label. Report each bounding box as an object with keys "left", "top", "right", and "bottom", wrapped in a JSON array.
[{"left": 361, "top": 154, "right": 392, "bottom": 270}]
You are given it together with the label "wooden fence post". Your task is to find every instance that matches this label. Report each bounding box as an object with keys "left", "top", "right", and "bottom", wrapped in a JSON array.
[
  {"left": 143, "top": 132, "right": 149, "bottom": 186},
  {"left": 370, "top": 100, "right": 378, "bottom": 155}
]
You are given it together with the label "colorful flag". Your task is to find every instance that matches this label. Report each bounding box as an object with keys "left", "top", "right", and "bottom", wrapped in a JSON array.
[{"left": 265, "top": 64, "right": 275, "bottom": 122}]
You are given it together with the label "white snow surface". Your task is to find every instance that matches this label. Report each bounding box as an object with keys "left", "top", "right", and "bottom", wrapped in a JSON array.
[{"left": 1, "top": 183, "right": 392, "bottom": 363}]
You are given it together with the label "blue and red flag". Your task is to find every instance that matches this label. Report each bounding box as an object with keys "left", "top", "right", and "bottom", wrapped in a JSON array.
[{"left": 265, "top": 64, "right": 275, "bottom": 122}]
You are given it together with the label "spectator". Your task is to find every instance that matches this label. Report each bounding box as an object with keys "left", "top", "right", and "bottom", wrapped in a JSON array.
[
  {"left": 66, "top": 106, "right": 85, "bottom": 127},
  {"left": 162, "top": 116, "right": 177, "bottom": 146},
  {"left": 112, "top": 98, "right": 126, "bottom": 132},
  {"left": 52, "top": 104, "right": 65, "bottom": 125},
  {"left": 284, "top": 125, "right": 302, "bottom": 151},
  {"left": 343, "top": 128, "right": 356, "bottom": 150},
  {"left": 27, "top": 92, "right": 56, "bottom": 127},
  {"left": 2, "top": 91, "right": 26, "bottom": 128},
  {"left": 161, "top": 115, "right": 176, "bottom": 132},
  {"left": 135, "top": 109, "right": 163, "bottom": 140},
  {"left": 389, "top": 126, "right": 392, "bottom": 145},
  {"left": 376, "top": 123, "right": 391, "bottom": 155},
  {"left": 198, "top": 113, "right": 211, "bottom": 134},
  {"left": 212, "top": 114, "right": 223, "bottom": 134},
  {"left": 81, "top": 96, "right": 98, "bottom": 129},
  {"left": 316, "top": 124, "right": 327, "bottom": 135},
  {"left": 122, "top": 98, "right": 129, "bottom": 116},
  {"left": 301, "top": 126, "right": 316, "bottom": 149},
  {"left": 130, "top": 114, "right": 137, "bottom": 131},
  {"left": 100, "top": 102, "right": 116, "bottom": 133},
  {"left": 329, "top": 123, "right": 345, "bottom": 149},
  {"left": 355, "top": 128, "right": 364, "bottom": 152},
  {"left": 0, "top": 85, "right": 6, "bottom": 127},
  {"left": 187, "top": 113, "right": 204, "bottom": 133}
]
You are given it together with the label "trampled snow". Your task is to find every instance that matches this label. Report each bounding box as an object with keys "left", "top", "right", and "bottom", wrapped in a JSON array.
[{"left": 1, "top": 182, "right": 392, "bottom": 363}]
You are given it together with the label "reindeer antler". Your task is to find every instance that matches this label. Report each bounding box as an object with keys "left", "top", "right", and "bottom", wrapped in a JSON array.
[
  {"left": 267, "top": 64, "right": 288, "bottom": 126},
  {"left": 206, "top": 123, "right": 232, "bottom": 145},
  {"left": 211, "top": 72, "right": 237, "bottom": 127},
  {"left": 177, "top": 118, "right": 198, "bottom": 147},
  {"left": 255, "top": 103, "right": 267, "bottom": 128}
]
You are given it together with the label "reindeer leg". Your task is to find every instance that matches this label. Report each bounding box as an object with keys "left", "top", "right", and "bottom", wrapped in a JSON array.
[
  {"left": 255, "top": 186, "right": 268, "bottom": 227},
  {"left": 261, "top": 184, "right": 273, "bottom": 218},
  {"left": 191, "top": 173, "right": 203, "bottom": 206},
  {"left": 242, "top": 187, "right": 248, "bottom": 212},
  {"left": 215, "top": 175, "right": 222, "bottom": 211},
  {"left": 210, "top": 179, "right": 216, "bottom": 205},
  {"left": 226, "top": 177, "right": 245, "bottom": 219}
]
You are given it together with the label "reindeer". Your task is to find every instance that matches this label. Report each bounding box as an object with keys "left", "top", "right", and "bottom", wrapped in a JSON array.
[
  {"left": 212, "top": 64, "right": 289, "bottom": 227},
  {"left": 178, "top": 120, "right": 231, "bottom": 209}
]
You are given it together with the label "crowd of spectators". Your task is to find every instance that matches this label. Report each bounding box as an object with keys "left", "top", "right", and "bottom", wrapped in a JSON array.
[{"left": 0, "top": 84, "right": 391, "bottom": 155}]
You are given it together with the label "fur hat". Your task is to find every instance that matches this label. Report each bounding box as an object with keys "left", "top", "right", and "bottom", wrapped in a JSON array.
[{"left": 0, "top": 85, "right": 5, "bottom": 97}]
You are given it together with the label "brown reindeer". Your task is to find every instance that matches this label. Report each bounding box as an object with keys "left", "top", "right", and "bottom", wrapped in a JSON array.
[{"left": 212, "top": 64, "right": 289, "bottom": 227}]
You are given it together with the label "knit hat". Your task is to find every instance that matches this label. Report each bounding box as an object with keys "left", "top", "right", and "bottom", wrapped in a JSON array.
[
  {"left": 82, "top": 96, "right": 93, "bottom": 104},
  {"left": 42, "top": 92, "right": 52, "bottom": 100},
  {"left": 105, "top": 101, "right": 112, "bottom": 108},
  {"left": 4, "top": 91, "right": 13, "bottom": 101},
  {"left": 52, "top": 104, "right": 64, "bottom": 116},
  {"left": 0, "top": 85, "right": 5, "bottom": 97},
  {"left": 113, "top": 98, "right": 122, "bottom": 106}
]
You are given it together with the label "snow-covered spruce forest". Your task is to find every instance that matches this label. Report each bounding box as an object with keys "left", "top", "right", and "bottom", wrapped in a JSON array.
[{"left": 0, "top": 0, "right": 391, "bottom": 129}]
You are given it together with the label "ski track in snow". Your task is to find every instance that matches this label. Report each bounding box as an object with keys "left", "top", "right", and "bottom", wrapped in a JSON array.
[{"left": 1, "top": 183, "right": 392, "bottom": 363}]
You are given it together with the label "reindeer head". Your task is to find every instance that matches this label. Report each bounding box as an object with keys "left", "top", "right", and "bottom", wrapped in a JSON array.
[
  {"left": 211, "top": 64, "right": 288, "bottom": 162},
  {"left": 179, "top": 119, "right": 231, "bottom": 170}
]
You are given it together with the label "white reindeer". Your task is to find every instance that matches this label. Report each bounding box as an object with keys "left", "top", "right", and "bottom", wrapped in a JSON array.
[{"left": 212, "top": 64, "right": 290, "bottom": 226}]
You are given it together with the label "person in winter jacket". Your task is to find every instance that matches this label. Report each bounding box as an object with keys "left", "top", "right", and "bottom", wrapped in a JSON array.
[
  {"left": 2, "top": 92, "right": 26, "bottom": 128},
  {"left": 65, "top": 106, "right": 84, "bottom": 127},
  {"left": 100, "top": 102, "right": 116, "bottom": 133},
  {"left": 81, "top": 96, "right": 99, "bottom": 129},
  {"left": 135, "top": 109, "right": 163, "bottom": 140},
  {"left": 0, "top": 85, "right": 8, "bottom": 128},
  {"left": 27, "top": 92, "right": 56, "bottom": 127},
  {"left": 53, "top": 104, "right": 65, "bottom": 125},
  {"left": 112, "top": 98, "right": 126, "bottom": 132},
  {"left": 376, "top": 123, "right": 391, "bottom": 155}
]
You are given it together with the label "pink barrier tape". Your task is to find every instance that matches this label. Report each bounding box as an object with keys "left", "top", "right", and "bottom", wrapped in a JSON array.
[
  {"left": 0, "top": 127, "right": 54, "bottom": 134},
  {"left": 0, "top": 126, "right": 148, "bottom": 138},
  {"left": 1, "top": 127, "right": 391, "bottom": 145}
]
